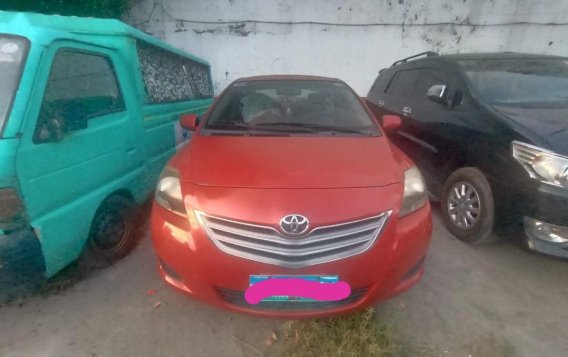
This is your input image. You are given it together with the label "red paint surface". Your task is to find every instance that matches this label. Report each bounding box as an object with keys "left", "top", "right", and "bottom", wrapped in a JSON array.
[{"left": 151, "top": 76, "right": 433, "bottom": 318}]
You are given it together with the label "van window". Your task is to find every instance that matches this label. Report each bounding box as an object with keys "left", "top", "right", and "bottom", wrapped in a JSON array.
[
  {"left": 136, "top": 41, "right": 213, "bottom": 104},
  {"left": 385, "top": 69, "right": 419, "bottom": 97},
  {"left": 0, "top": 35, "right": 29, "bottom": 136},
  {"left": 34, "top": 50, "right": 125, "bottom": 143}
]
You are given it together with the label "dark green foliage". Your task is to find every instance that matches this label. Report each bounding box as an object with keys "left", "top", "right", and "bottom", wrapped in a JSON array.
[{"left": 0, "top": 0, "right": 131, "bottom": 19}]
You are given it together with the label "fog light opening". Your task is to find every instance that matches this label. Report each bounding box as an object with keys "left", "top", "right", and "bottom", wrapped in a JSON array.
[
  {"left": 524, "top": 217, "right": 568, "bottom": 244},
  {"left": 401, "top": 257, "right": 425, "bottom": 282},
  {"left": 159, "top": 259, "right": 182, "bottom": 282}
]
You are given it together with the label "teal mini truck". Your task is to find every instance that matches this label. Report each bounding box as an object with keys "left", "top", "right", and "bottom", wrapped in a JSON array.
[{"left": 0, "top": 11, "right": 213, "bottom": 290}]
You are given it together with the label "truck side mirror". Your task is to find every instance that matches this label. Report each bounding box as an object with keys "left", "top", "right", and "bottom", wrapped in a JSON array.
[
  {"left": 180, "top": 114, "right": 199, "bottom": 131},
  {"left": 427, "top": 84, "right": 448, "bottom": 104}
]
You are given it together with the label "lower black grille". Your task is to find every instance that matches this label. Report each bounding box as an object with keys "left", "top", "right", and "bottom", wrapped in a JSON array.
[{"left": 215, "top": 286, "right": 368, "bottom": 311}]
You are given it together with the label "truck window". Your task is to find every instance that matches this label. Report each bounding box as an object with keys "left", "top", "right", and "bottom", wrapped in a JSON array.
[
  {"left": 136, "top": 41, "right": 213, "bottom": 104},
  {"left": 34, "top": 49, "right": 125, "bottom": 143}
]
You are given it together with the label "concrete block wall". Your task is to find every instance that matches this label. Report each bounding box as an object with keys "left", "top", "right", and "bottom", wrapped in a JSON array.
[{"left": 125, "top": 0, "right": 568, "bottom": 95}]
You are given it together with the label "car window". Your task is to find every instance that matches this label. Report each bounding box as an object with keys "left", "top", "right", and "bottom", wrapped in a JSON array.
[
  {"left": 34, "top": 50, "right": 125, "bottom": 142},
  {"left": 385, "top": 69, "right": 420, "bottom": 97}
]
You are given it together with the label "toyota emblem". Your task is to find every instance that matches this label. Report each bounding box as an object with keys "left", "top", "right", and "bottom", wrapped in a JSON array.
[{"left": 280, "top": 214, "right": 309, "bottom": 235}]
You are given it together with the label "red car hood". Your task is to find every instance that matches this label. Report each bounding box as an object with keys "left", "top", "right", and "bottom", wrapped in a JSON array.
[{"left": 176, "top": 135, "right": 402, "bottom": 189}]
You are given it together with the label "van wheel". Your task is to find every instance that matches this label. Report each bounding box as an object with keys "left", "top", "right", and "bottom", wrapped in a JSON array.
[
  {"left": 82, "top": 195, "right": 142, "bottom": 268},
  {"left": 440, "top": 167, "right": 497, "bottom": 244}
]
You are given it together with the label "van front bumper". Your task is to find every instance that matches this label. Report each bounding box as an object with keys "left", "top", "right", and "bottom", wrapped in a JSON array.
[{"left": 0, "top": 227, "right": 46, "bottom": 296}]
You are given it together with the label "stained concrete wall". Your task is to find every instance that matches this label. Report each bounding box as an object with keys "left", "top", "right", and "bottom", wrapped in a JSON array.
[{"left": 125, "top": 0, "right": 568, "bottom": 95}]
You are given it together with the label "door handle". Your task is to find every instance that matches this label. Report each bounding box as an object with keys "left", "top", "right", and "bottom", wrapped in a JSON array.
[{"left": 402, "top": 106, "right": 412, "bottom": 117}]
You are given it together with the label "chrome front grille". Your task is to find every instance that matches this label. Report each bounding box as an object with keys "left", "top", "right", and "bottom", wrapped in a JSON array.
[{"left": 195, "top": 211, "right": 391, "bottom": 268}]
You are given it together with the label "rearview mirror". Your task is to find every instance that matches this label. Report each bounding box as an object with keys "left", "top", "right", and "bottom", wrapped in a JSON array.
[
  {"left": 427, "top": 84, "right": 448, "bottom": 104},
  {"left": 180, "top": 114, "right": 199, "bottom": 131},
  {"left": 381, "top": 115, "right": 402, "bottom": 134}
]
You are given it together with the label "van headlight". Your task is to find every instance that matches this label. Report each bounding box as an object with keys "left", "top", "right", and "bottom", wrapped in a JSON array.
[
  {"left": 512, "top": 141, "right": 568, "bottom": 188},
  {"left": 155, "top": 166, "right": 186, "bottom": 216},
  {"left": 399, "top": 166, "right": 427, "bottom": 217}
]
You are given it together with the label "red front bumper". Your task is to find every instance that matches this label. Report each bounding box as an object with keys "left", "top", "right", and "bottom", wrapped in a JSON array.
[{"left": 151, "top": 186, "right": 432, "bottom": 318}]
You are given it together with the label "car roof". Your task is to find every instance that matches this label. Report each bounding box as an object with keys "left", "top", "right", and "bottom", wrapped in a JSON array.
[
  {"left": 438, "top": 52, "right": 568, "bottom": 62},
  {"left": 388, "top": 52, "right": 568, "bottom": 71},
  {"left": 390, "top": 53, "right": 568, "bottom": 69},
  {"left": 235, "top": 75, "right": 341, "bottom": 82}
]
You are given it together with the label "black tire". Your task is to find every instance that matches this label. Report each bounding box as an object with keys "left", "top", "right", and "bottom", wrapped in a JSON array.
[
  {"left": 81, "top": 195, "right": 142, "bottom": 268},
  {"left": 440, "top": 167, "right": 497, "bottom": 244}
]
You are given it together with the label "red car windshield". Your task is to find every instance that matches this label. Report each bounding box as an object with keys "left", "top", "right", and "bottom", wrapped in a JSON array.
[
  {"left": 205, "top": 80, "right": 380, "bottom": 135},
  {"left": 0, "top": 35, "right": 29, "bottom": 136}
]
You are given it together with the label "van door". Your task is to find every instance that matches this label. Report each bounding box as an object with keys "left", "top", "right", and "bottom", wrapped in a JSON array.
[{"left": 15, "top": 41, "right": 141, "bottom": 276}]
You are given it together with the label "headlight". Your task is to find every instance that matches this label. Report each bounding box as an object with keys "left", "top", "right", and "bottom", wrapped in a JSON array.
[
  {"left": 155, "top": 166, "right": 186, "bottom": 215},
  {"left": 399, "top": 166, "right": 427, "bottom": 217},
  {"left": 512, "top": 141, "right": 568, "bottom": 188}
]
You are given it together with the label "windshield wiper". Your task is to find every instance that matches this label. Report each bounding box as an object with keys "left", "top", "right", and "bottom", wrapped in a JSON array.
[
  {"left": 205, "top": 121, "right": 312, "bottom": 133},
  {"left": 254, "top": 122, "right": 372, "bottom": 134},
  {"left": 205, "top": 121, "right": 250, "bottom": 130}
]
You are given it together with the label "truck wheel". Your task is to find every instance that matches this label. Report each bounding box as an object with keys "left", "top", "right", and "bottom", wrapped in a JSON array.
[
  {"left": 440, "top": 167, "right": 497, "bottom": 244},
  {"left": 82, "top": 195, "right": 142, "bottom": 268}
]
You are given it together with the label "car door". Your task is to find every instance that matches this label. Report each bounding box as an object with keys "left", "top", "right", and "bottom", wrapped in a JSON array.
[
  {"left": 15, "top": 41, "right": 141, "bottom": 276},
  {"left": 399, "top": 63, "right": 463, "bottom": 195},
  {"left": 365, "top": 70, "right": 395, "bottom": 121},
  {"left": 374, "top": 66, "right": 432, "bottom": 170}
]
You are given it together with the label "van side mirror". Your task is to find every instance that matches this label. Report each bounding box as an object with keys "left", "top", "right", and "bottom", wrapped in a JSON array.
[
  {"left": 427, "top": 84, "right": 448, "bottom": 104},
  {"left": 34, "top": 117, "right": 66, "bottom": 143},
  {"left": 180, "top": 114, "right": 199, "bottom": 131},
  {"left": 381, "top": 115, "right": 402, "bottom": 134}
]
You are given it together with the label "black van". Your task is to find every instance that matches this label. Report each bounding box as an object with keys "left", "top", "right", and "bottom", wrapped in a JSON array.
[{"left": 366, "top": 52, "right": 568, "bottom": 258}]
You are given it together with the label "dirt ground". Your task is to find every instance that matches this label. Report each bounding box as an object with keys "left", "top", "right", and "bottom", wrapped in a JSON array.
[{"left": 0, "top": 209, "right": 566, "bottom": 357}]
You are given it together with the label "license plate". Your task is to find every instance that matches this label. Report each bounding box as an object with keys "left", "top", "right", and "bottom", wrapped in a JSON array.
[{"left": 249, "top": 275, "right": 339, "bottom": 302}]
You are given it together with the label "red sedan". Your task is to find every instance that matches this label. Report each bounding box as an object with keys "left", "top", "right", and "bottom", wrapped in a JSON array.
[{"left": 151, "top": 75, "right": 432, "bottom": 318}]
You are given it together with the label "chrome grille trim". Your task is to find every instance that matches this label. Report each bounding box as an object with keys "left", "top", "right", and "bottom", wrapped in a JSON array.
[{"left": 195, "top": 210, "right": 392, "bottom": 268}]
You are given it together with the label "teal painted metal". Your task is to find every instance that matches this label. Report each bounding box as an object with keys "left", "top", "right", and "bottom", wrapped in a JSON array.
[{"left": 0, "top": 11, "right": 213, "bottom": 277}]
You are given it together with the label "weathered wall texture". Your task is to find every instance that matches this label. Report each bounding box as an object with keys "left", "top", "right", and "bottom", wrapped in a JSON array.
[{"left": 125, "top": 0, "right": 568, "bottom": 95}]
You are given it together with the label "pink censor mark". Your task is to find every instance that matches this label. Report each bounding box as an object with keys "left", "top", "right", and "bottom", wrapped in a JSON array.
[{"left": 244, "top": 278, "right": 351, "bottom": 305}]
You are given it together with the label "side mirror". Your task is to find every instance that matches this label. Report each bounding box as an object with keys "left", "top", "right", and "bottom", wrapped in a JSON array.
[
  {"left": 381, "top": 115, "right": 402, "bottom": 134},
  {"left": 180, "top": 113, "right": 199, "bottom": 131},
  {"left": 34, "top": 117, "right": 66, "bottom": 143},
  {"left": 427, "top": 84, "right": 448, "bottom": 104}
]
